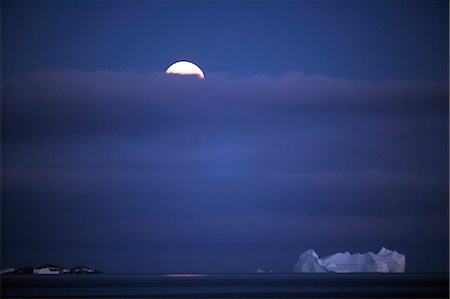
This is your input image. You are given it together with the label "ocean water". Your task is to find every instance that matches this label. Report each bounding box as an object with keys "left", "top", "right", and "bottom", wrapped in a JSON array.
[{"left": 1, "top": 273, "right": 448, "bottom": 298}]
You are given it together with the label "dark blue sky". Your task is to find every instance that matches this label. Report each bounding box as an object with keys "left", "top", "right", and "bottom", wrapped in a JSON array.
[
  {"left": 3, "top": 1, "right": 448, "bottom": 79},
  {"left": 1, "top": 0, "right": 449, "bottom": 273}
]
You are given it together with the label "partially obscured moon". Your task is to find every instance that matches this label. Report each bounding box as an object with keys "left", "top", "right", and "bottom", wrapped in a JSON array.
[{"left": 166, "top": 61, "right": 205, "bottom": 79}]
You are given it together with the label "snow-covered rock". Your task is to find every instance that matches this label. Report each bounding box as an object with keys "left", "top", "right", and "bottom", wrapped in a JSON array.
[
  {"left": 5, "top": 264, "right": 101, "bottom": 274},
  {"left": 33, "top": 264, "right": 71, "bottom": 274},
  {"left": 71, "top": 266, "right": 101, "bottom": 273},
  {"left": 16, "top": 266, "right": 34, "bottom": 274},
  {"left": 294, "top": 247, "right": 405, "bottom": 273},
  {"left": 0, "top": 268, "right": 15, "bottom": 275},
  {"left": 33, "top": 268, "right": 60, "bottom": 275}
]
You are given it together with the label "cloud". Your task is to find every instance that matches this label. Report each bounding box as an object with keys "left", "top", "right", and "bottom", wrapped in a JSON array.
[
  {"left": 2, "top": 69, "right": 448, "bottom": 272},
  {"left": 3, "top": 69, "right": 448, "bottom": 142}
]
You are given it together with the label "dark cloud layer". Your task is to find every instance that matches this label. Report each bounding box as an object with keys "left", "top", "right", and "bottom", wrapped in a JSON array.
[
  {"left": 4, "top": 70, "right": 447, "bottom": 141},
  {"left": 2, "top": 70, "right": 448, "bottom": 273}
]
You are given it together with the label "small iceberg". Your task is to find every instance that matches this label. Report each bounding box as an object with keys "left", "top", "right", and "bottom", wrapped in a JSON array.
[{"left": 256, "top": 268, "right": 274, "bottom": 274}]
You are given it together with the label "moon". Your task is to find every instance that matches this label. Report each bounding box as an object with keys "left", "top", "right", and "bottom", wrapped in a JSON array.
[{"left": 166, "top": 61, "right": 205, "bottom": 79}]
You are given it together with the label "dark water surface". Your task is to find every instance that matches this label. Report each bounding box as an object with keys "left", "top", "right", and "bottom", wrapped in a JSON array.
[{"left": 1, "top": 273, "right": 448, "bottom": 298}]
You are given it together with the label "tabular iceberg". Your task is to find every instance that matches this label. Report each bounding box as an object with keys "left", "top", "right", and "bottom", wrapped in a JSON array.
[{"left": 294, "top": 247, "right": 405, "bottom": 273}]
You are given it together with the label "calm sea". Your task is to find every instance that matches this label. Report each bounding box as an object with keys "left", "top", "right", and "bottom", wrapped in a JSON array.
[{"left": 1, "top": 273, "right": 448, "bottom": 298}]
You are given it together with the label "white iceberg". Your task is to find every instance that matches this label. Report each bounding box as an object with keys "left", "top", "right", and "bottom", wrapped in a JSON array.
[
  {"left": 293, "top": 249, "right": 328, "bottom": 273},
  {"left": 294, "top": 247, "right": 405, "bottom": 273}
]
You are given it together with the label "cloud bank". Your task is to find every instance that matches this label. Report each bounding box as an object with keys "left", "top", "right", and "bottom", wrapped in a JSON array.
[
  {"left": 3, "top": 69, "right": 447, "bottom": 141},
  {"left": 2, "top": 69, "right": 448, "bottom": 272}
]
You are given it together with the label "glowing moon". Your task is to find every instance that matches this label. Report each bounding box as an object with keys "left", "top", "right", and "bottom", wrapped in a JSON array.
[{"left": 166, "top": 61, "right": 205, "bottom": 79}]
